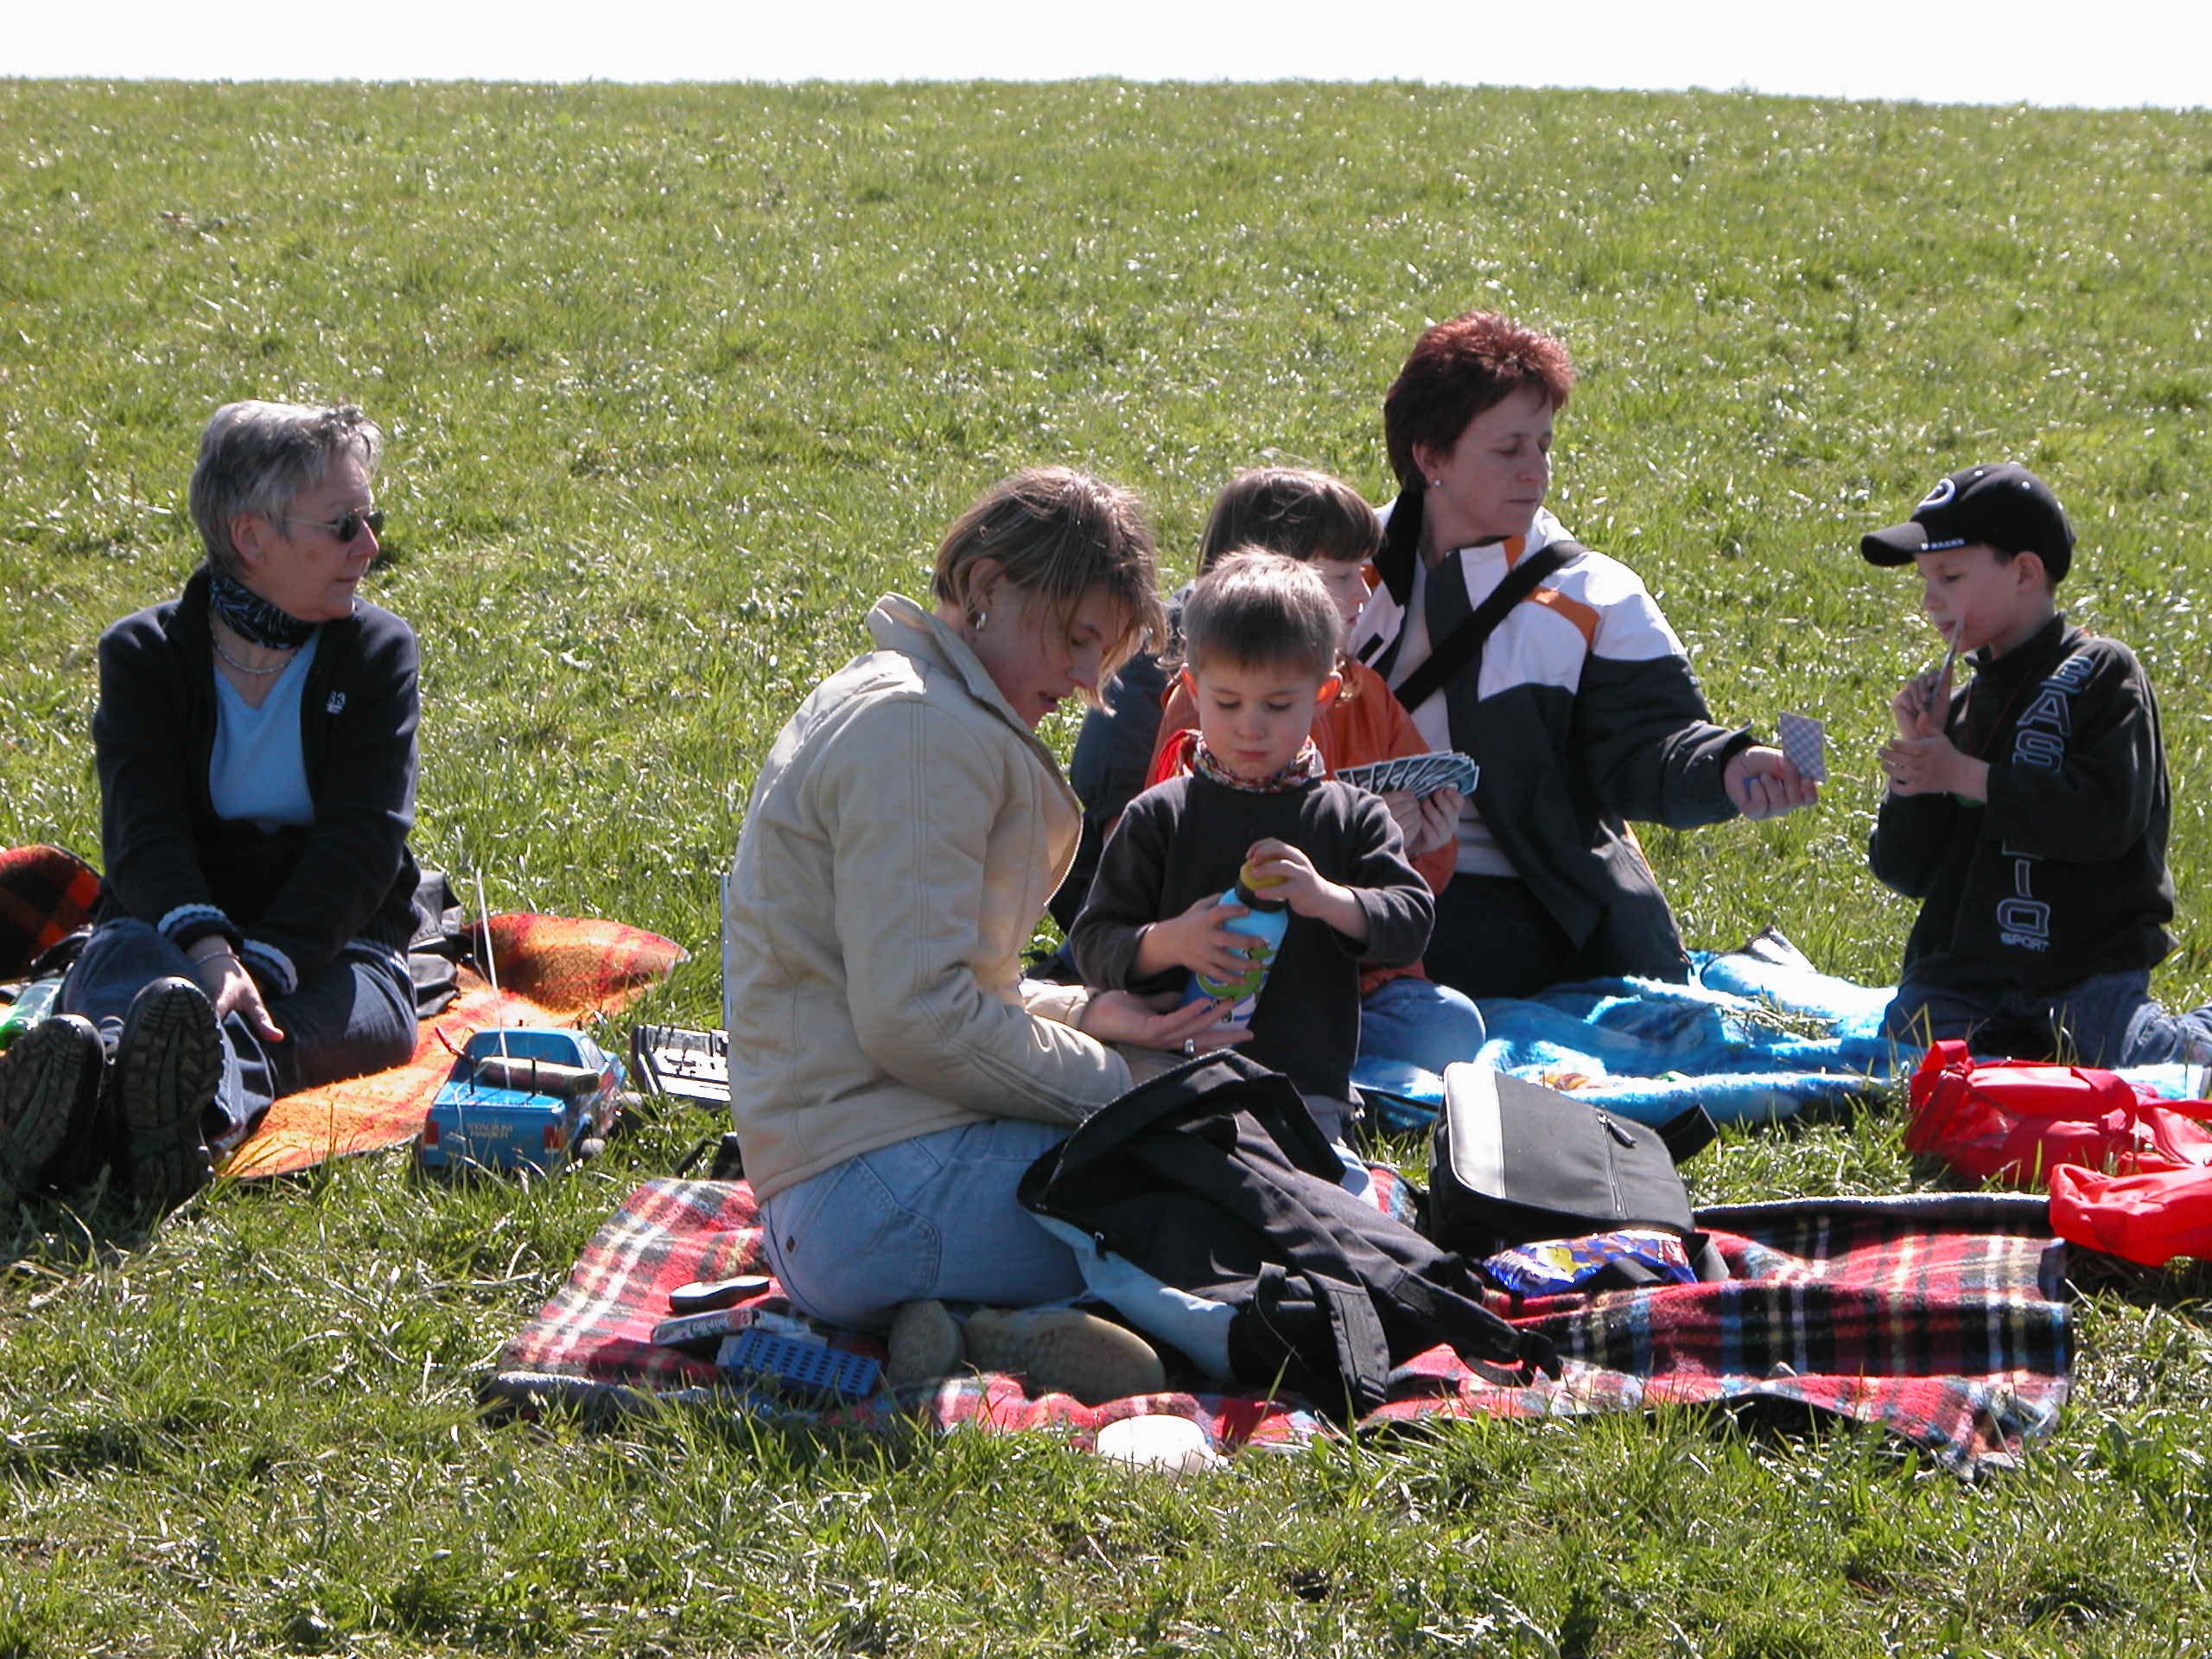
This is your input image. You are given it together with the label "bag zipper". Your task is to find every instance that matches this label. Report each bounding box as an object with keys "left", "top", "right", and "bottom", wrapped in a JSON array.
[{"left": 1595, "top": 1109, "right": 1630, "bottom": 1217}]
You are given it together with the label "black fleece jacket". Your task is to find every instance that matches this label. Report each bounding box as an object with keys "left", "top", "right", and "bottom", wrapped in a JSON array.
[
  {"left": 1069, "top": 772, "right": 1432, "bottom": 1102},
  {"left": 91, "top": 567, "right": 423, "bottom": 996},
  {"left": 1869, "top": 615, "right": 2174, "bottom": 993}
]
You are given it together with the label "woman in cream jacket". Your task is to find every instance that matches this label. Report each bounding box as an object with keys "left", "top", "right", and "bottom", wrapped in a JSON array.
[{"left": 722, "top": 468, "right": 1235, "bottom": 1330}]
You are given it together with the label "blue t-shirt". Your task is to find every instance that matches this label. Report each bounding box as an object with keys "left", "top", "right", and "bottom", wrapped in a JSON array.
[{"left": 209, "top": 632, "right": 319, "bottom": 830}]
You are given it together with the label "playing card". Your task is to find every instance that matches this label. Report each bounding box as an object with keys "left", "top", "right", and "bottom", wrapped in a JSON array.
[
  {"left": 1777, "top": 712, "right": 1827, "bottom": 784},
  {"left": 1338, "top": 752, "right": 1479, "bottom": 798}
]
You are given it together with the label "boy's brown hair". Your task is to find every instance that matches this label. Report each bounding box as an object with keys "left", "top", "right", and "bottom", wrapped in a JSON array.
[
  {"left": 1179, "top": 551, "right": 1344, "bottom": 684},
  {"left": 1198, "top": 467, "right": 1380, "bottom": 574}
]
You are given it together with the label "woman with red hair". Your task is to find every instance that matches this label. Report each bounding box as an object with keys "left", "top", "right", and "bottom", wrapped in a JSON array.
[{"left": 1346, "top": 311, "right": 1814, "bottom": 999}]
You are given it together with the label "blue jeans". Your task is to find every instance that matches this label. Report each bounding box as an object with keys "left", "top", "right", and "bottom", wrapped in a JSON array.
[
  {"left": 60, "top": 918, "right": 416, "bottom": 1153},
  {"left": 1885, "top": 969, "right": 2212, "bottom": 1068},
  {"left": 758, "top": 1118, "right": 1087, "bottom": 1332},
  {"left": 1358, "top": 976, "right": 1488, "bottom": 1074}
]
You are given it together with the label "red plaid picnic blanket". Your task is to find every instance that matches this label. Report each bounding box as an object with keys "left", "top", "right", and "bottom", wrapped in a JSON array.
[
  {"left": 492, "top": 1181, "right": 2069, "bottom": 1474},
  {"left": 0, "top": 845, "right": 101, "bottom": 978}
]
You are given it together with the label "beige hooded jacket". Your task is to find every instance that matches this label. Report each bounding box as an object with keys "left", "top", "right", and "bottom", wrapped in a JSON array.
[{"left": 721, "top": 594, "right": 1134, "bottom": 1203}]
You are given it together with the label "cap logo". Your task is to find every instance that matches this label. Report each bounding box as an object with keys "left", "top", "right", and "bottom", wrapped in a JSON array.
[
  {"left": 1916, "top": 478, "right": 1958, "bottom": 511},
  {"left": 1921, "top": 537, "right": 1967, "bottom": 552}
]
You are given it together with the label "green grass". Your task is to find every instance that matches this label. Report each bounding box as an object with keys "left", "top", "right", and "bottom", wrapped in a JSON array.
[{"left": 5, "top": 79, "right": 2212, "bottom": 1655}]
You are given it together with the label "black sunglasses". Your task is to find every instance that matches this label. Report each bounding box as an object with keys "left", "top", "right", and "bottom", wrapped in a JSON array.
[{"left": 283, "top": 506, "right": 386, "bottom": 543}]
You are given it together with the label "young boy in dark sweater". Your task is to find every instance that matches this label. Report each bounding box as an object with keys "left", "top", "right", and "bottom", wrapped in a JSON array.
[
  {"left": 1866, "top": 462, "right": 2212, "bottom": 1065},
  {"left": 1070, "top": 552, "right": 1433, "bottom": 1138}
]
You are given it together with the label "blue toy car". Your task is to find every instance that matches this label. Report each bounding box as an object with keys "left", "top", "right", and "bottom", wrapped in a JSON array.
[{"left": 416, "top": 1027, "right": 627, "bottom": 1174}]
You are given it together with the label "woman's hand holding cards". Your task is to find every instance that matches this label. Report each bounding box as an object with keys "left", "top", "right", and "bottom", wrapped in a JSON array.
[
  {"left": 1724, "top": 746, "right": 1819, "bottom": 820},
  {"left": 1381, "top": 785, "right": 1461, "bottom": 856}
]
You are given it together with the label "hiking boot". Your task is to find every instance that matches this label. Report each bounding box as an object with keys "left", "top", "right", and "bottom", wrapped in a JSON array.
[
  {"left": 963, "top": 1306, "right": 1166, "bottom": 1406},
  {"left": 884, "top": 1298, "right": 967, "bottom": 1392},
  {"left": 112, "top": 976, "right": 223, "bottom": 1207},
  {"left": 0, "top": 1013, "right": 104, "bottom": 1201}
]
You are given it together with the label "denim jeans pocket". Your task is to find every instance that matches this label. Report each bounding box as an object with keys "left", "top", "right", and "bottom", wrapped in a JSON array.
[{"left": 764, "top": 1150, "right": 942, "bottom": 1329}]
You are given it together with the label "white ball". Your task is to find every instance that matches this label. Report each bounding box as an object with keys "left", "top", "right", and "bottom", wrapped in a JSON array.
[{"left": 1094, "top": 1413, "right": 1225, "bottom": 1474}]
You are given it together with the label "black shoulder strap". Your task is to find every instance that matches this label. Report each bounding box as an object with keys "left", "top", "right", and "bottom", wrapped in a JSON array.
[
  {"left": 1390, "top": 538, "right": 1581, "bottom": 715},
  {"left": 1655, "top": 1103, "right": 1719, "bottom": 1165}
]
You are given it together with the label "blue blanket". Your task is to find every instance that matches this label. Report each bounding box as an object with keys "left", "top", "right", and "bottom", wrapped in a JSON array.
[
  {"left": 1351, "top": 927, "right": 2209, "bottom": 1147},
  {"left": 1354, "top": 930, "right": 1900, "bottom": 1132}
]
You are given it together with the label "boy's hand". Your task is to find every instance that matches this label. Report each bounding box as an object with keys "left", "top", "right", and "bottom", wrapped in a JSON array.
[
  {"left": 1135, "top": 892, "right": 1259, "bottom": 983},
  {"left": 1879, "top": 732, "right": 1989, "bottom": 802},
  {"left": 1891, "top": 664, "right": 1955, "bottom": 740},
  {"left": 1380, "top": 786, "right": 1461, "bottom": 856},
  {"left": 1723, "top": 747, "right": 1818, "bottom": 820},
  {"left": 1245, "top": 838, "right": 1370, "bottom": 944},
  {"left": 1379, "top": 789, "right": 1424, "bottom": 848}
]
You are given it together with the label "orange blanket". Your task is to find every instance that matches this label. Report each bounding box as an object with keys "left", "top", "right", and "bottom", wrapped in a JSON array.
[
  {"left": 225, "top": 912, "right": 685, "bottom": 1178},
  {"left": 2, "top": 846, "right": 686, "bottom": 1178}
]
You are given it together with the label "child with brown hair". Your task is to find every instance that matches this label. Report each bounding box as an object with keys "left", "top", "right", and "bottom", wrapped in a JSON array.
[
  {"left": 1070, "top": 552, "right": 1438, "bottom": 1140},
  {"left": 1054, "top": 468, "right": 1460, "bottom": 931},
  {"left": 1145, "top": 468, "right": 1488, "bottom": 1077}
]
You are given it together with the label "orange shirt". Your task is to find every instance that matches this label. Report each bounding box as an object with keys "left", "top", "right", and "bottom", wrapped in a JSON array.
[{"left": 1147, "top": 658, "right": 1453, "bottom": 994}]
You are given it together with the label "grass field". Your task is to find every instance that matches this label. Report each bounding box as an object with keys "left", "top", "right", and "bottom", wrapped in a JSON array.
[{"left": 4, "top": 79, "right": 2212, "bottom": 1656}]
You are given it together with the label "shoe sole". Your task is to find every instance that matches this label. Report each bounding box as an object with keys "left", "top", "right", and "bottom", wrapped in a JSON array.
[
  {"left": 0, "top": 1014, "right": 102, "bottom": 1200},
  {"left": 117, "top": 979, "right": 223, "bottom": 1205},
  {"left": 963, "top": 1307, "right": 1166, "bottom": 1406}
]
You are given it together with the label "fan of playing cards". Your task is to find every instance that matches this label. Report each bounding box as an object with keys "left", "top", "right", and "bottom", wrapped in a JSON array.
[{"left": 1336, "top": 751, "right": 1480, "bottom": 798}]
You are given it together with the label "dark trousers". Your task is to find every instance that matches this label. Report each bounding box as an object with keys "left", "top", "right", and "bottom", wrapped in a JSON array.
[
  {"left": 1885, "top": 969, "right": 2212, "bottom": 1068},
  {"left": 1422, "top": 873, "right": 1609, "bottom": 1001},
  {"left": 60, "top": 918, "right": 416, "bottom": 1154}
]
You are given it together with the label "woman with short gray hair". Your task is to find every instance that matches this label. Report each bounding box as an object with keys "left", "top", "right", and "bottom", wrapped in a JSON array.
[{"left": 0, "top": 400, "right": 423, "bottom": 1207}]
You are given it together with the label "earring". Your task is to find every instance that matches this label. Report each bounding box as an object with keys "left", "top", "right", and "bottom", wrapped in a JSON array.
[
  {"left": 969, "top": 610, "right": 988, "bottom": 633},
  {"left": 1428, "top": 477, "right": 1443, "bottom": 489}
]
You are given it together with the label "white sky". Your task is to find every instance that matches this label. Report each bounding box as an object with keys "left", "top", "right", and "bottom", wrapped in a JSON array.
[{"left": 3, "top": 0, "right": 2208, "bottom": 107}]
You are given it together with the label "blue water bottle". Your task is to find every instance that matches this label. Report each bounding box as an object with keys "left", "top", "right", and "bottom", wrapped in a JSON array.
[{"left": 1183, "top": 858, "right": 1292, "bottom": 1031}]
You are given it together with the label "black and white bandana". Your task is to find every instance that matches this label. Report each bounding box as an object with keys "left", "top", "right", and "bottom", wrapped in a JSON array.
[{"left": 208, "top": 567, "right": 325, "bottom": 650}]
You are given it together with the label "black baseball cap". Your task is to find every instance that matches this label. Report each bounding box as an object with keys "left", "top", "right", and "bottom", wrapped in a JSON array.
[{"left": 1860, "top": 463, "right": 2075, "bottom": 581}]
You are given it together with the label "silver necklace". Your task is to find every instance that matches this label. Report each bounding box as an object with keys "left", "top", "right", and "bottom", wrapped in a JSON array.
[{"left": 211, "top": 628, "right": 294, "bottom": 677}]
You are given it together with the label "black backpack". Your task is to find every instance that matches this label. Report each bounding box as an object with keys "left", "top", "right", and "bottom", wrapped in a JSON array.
[{"left": 1018, "top": 1051, "right": 1558, "bottom": 1418}]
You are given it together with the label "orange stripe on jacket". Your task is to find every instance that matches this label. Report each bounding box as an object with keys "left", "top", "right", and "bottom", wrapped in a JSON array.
[{"left": 1524, "top": 584, "right": 1599, "bottom": 650}]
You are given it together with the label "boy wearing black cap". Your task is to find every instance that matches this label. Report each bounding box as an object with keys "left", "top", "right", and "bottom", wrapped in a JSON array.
[{"left": 1863, "top": 462, "right": 2211, "bottom": 1065}]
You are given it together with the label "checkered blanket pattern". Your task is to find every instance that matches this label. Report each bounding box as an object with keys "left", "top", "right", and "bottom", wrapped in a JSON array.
[
  {"left": 1368, "top": 1193, "right": 2069, "bottom": 1472},
  {"left": 0, "top": 844, "right": 101, "bottom": 979},
  {"left": 492, "top": 1181, "right": 2069, "bottom": 1473}
]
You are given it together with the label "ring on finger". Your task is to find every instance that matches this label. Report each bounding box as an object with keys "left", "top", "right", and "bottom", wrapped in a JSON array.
[{"left": 1182, "top": 1038, "right": 1196, "bottom": 1057}]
